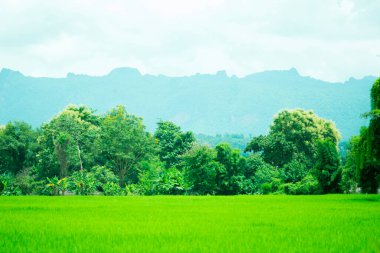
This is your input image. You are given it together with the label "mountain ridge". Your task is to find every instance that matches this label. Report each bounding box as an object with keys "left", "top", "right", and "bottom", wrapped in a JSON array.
[
  {"left": 2, "top": 67, "right": 374, "bottom": 83},
  {"left": 0, "top": 67, "right": 376, "bottom": 140}
]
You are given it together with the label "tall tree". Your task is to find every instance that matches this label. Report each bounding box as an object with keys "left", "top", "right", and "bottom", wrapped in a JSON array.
[
  {"left": 183, "top": 145, "right": 223, "bottom": 195},
  {"left": 37, "top": 105, "right": 99, "bottom": 178},
  {"left": 245, "top": 109, "right": 340, "bottom": 168},
  {"left": 314, "top": 140, "right": 342, "bottom": 193},
  {"left": 356, "top": 78, "right": 380, "bottom": 193},
  {"left": 154, "top": 121, "right": 195, "bottom": 169},
  {"left": 0, "top": 121, "right": 37, "bottom": 175},
  {"left": 341, "top": 136, "right": 361, "bottom": 193},
  {"left": 98, "top": 105, "right": 155, "bottom": 186},
  {"left": 214, "top": 143, "right": 246, "bottom": 194}
]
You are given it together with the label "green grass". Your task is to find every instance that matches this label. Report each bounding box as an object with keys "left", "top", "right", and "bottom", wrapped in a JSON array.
[{"left": 0, "top": 195, "right": 379, "bottom": 253}]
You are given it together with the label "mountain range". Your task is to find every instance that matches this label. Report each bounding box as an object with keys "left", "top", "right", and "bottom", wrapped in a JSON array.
[{"left": 0, "top": 67, "right": 376, "bottom": 140}]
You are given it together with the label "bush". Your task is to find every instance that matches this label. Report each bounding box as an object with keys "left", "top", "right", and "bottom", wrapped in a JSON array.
[
  {"left": 283, "top": 174, "right": 320, "bottom": 195},
  {"left": 261, "top": 183, "right": 272, "bottom": 194},
  {"left": 14, "top": 168, "right": 36, "bottom": 195},
  {"left": 125, "top": 184, "right": 140, "bottom": 195},
  {"left": 67, "top": 170, "right": 96, "bottom": 195},
  {"left": 0, "top": 173, "right": 22, "bottom": 196},
  {"left": 271, "top": 178, "right": 282, "bottom": 193},
  {"left": 45, "top": 176, "right": 67, "bottom": 196},
  {"left": 91, "top": 166, "right": 119, "bottom": 192},
  {"left": 31, "top": 179, "right": 49, "bottom": 195},
  {"left": 103, "top": 182, "right": 122, "bottom": 196},
  {"left": 229, "top": 176, "right": 254, "bottom": 194},
  {"left": 138, "top": 165, "right": 161, "bottom": 195},
  {"left": 252, "top": 163, "right": 279, "bottom": 194},
  {"left": 156, "top": 167, "right": 186, "bottom": 195}
]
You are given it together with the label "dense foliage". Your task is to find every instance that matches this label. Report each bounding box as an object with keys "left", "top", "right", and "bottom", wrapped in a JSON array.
[
  {"left": 343, "top": 78, "right": 380, "bottom": 193},
  {"left": 245, "top": 109, "right": 340, "bottom": 168},
  {"left": 0, "top": 78, "right": 379, "bottom": 195}
]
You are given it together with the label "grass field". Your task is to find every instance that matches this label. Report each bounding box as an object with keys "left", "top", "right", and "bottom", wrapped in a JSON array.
[{"left": 0, "top": 195, "right": 379, "bottom": 253}]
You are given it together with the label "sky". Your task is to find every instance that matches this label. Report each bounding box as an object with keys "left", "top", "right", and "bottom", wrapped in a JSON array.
[{"left": 0, "top": 0, "right": 379, "bottom": 82}]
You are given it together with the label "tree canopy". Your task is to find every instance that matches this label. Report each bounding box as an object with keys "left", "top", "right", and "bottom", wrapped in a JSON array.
[
  {"left": 245, "top": 109, "right": 340, "bottom": 168},
  {"left": 154, "top": 121, "right": 194, "bottom": 169}
]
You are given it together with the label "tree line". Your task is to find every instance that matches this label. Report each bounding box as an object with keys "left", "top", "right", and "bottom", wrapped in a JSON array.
[{"left": 0, "top": 78, "right": 379, "bottom": 196}]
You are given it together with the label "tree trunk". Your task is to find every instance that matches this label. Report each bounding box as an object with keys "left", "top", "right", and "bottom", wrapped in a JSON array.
[
  {"left": 53, "top": 136, "right": 69, "bottom": 178},
  {"left": 76, "top": 140, "right": 84, "bottom": 171}
]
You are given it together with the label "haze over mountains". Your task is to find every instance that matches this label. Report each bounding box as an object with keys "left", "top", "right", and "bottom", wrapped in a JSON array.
[{"left": 0, "top": 67, "right": 375, "bottom": 140}]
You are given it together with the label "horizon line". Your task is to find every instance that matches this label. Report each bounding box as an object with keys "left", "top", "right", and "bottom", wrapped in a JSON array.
[{"left": 0, "top": 66, "right": 377, "bottom": 84}]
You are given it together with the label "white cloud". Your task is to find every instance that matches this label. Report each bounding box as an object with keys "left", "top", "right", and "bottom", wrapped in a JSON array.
[{"left": 0, "top": 0, "right": 379, "bottom": 81}]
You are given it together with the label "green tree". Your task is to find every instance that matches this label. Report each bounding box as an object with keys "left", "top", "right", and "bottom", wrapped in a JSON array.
[
  {"left": 348, "top": 78, "right": 380, "bottom": 193},
  {"left": 214, "top": 143, "right": 246, "bottom": 194},
  {"left": 97, "top": 105, "right": 155, "bottom": 186},
  {"left": 154, "top": 121, "right": 195, "bottom": 169},
  {"left": 183, "top": 145, "right": 223, "bottom": 195},
  {"left": 341, "top": 136, "right": 360, "bottom": 193},
  {"left": 359, "top": 78, "right": 380, "bottom": 193},
  {"left": 0, "top": 121, "right": 38, "bottom": 175},
  {"left": 314, "top": 140, "right": 342, "bottom": 193},
  {"left": 252, "top": 161, "right": 279, "bottom": 194},
  {"left": 36, "top": 105, "right": 99, "bottom": 178},
  {"left": 245, "top": 109, "right": 340, "bottom": 168},
  {"left": 280, "top": 159, "right": 308, "bottom": 183}
]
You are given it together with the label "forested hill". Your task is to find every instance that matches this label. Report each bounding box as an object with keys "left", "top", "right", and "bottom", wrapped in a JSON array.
[{"left": 0, "top": 67, "right": 375, "bottom": 140}]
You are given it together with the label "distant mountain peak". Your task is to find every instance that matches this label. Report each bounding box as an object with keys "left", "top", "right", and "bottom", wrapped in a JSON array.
[
  {"left": 288, "top": 67, "right": 299, "bottom": 75},
  {"left": 269, "top": 67, "right": 300, "bottom": 76},
  {"left": 66, "top": 72, "right": 94, "bottom": 78},
  {"left": 216, "top": 70, "right": 228, "bottom": 77},
  {"left": 0, "top": 68, "right": 24, "bottom": 78},
  {"left": 107, "top": 67, "right": 141, "bottom": 78},
  {"left": 244, "top": 67, "right": 303, "bottom": 81},
  {"left": 0, "top": 68, "right": 24, "bottom": 82}
]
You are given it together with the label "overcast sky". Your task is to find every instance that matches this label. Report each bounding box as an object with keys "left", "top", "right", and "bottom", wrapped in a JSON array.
[{"left": 0, "top": 0, "right": 379, "bottom": 82}]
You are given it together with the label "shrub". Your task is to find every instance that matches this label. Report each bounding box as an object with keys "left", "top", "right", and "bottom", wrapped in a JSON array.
[
  {"left": 103, "top": 182, "right": 122, "bottom": 196},
  {"left": 91, "top": 166, "right": 119, "bottom": 192},
  {"left": 261, "top": 183, "right": 272, "bottom": 194},
  {"left": 45, "top": 176, "right": 67, "bottom": 196},
  {"left": 125, "top": 184, "right": 140, "bottom": 195},
  {"left": 67, "top": 170, "right": 96, "bottom": 195},
  {"left": 156, "top": 167, "right": 186, "bottom": 195},
  {"left": 0, "top": 173, "right": 22, "bottom": 196},
  {"left": 283, "top": 174, "right": 320, "bottom": 195},
  {"left": 229, "top": 175, "right": 254, "bottom": 194},
  {"left": 14, "top": 168, "right": 36, "bottom": 195},
  {"left": 270, "top": 178, "right": 282, "bottom": 193},
  {"left": 252, "top": 163, "right": 279, "bottom": 194}
]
